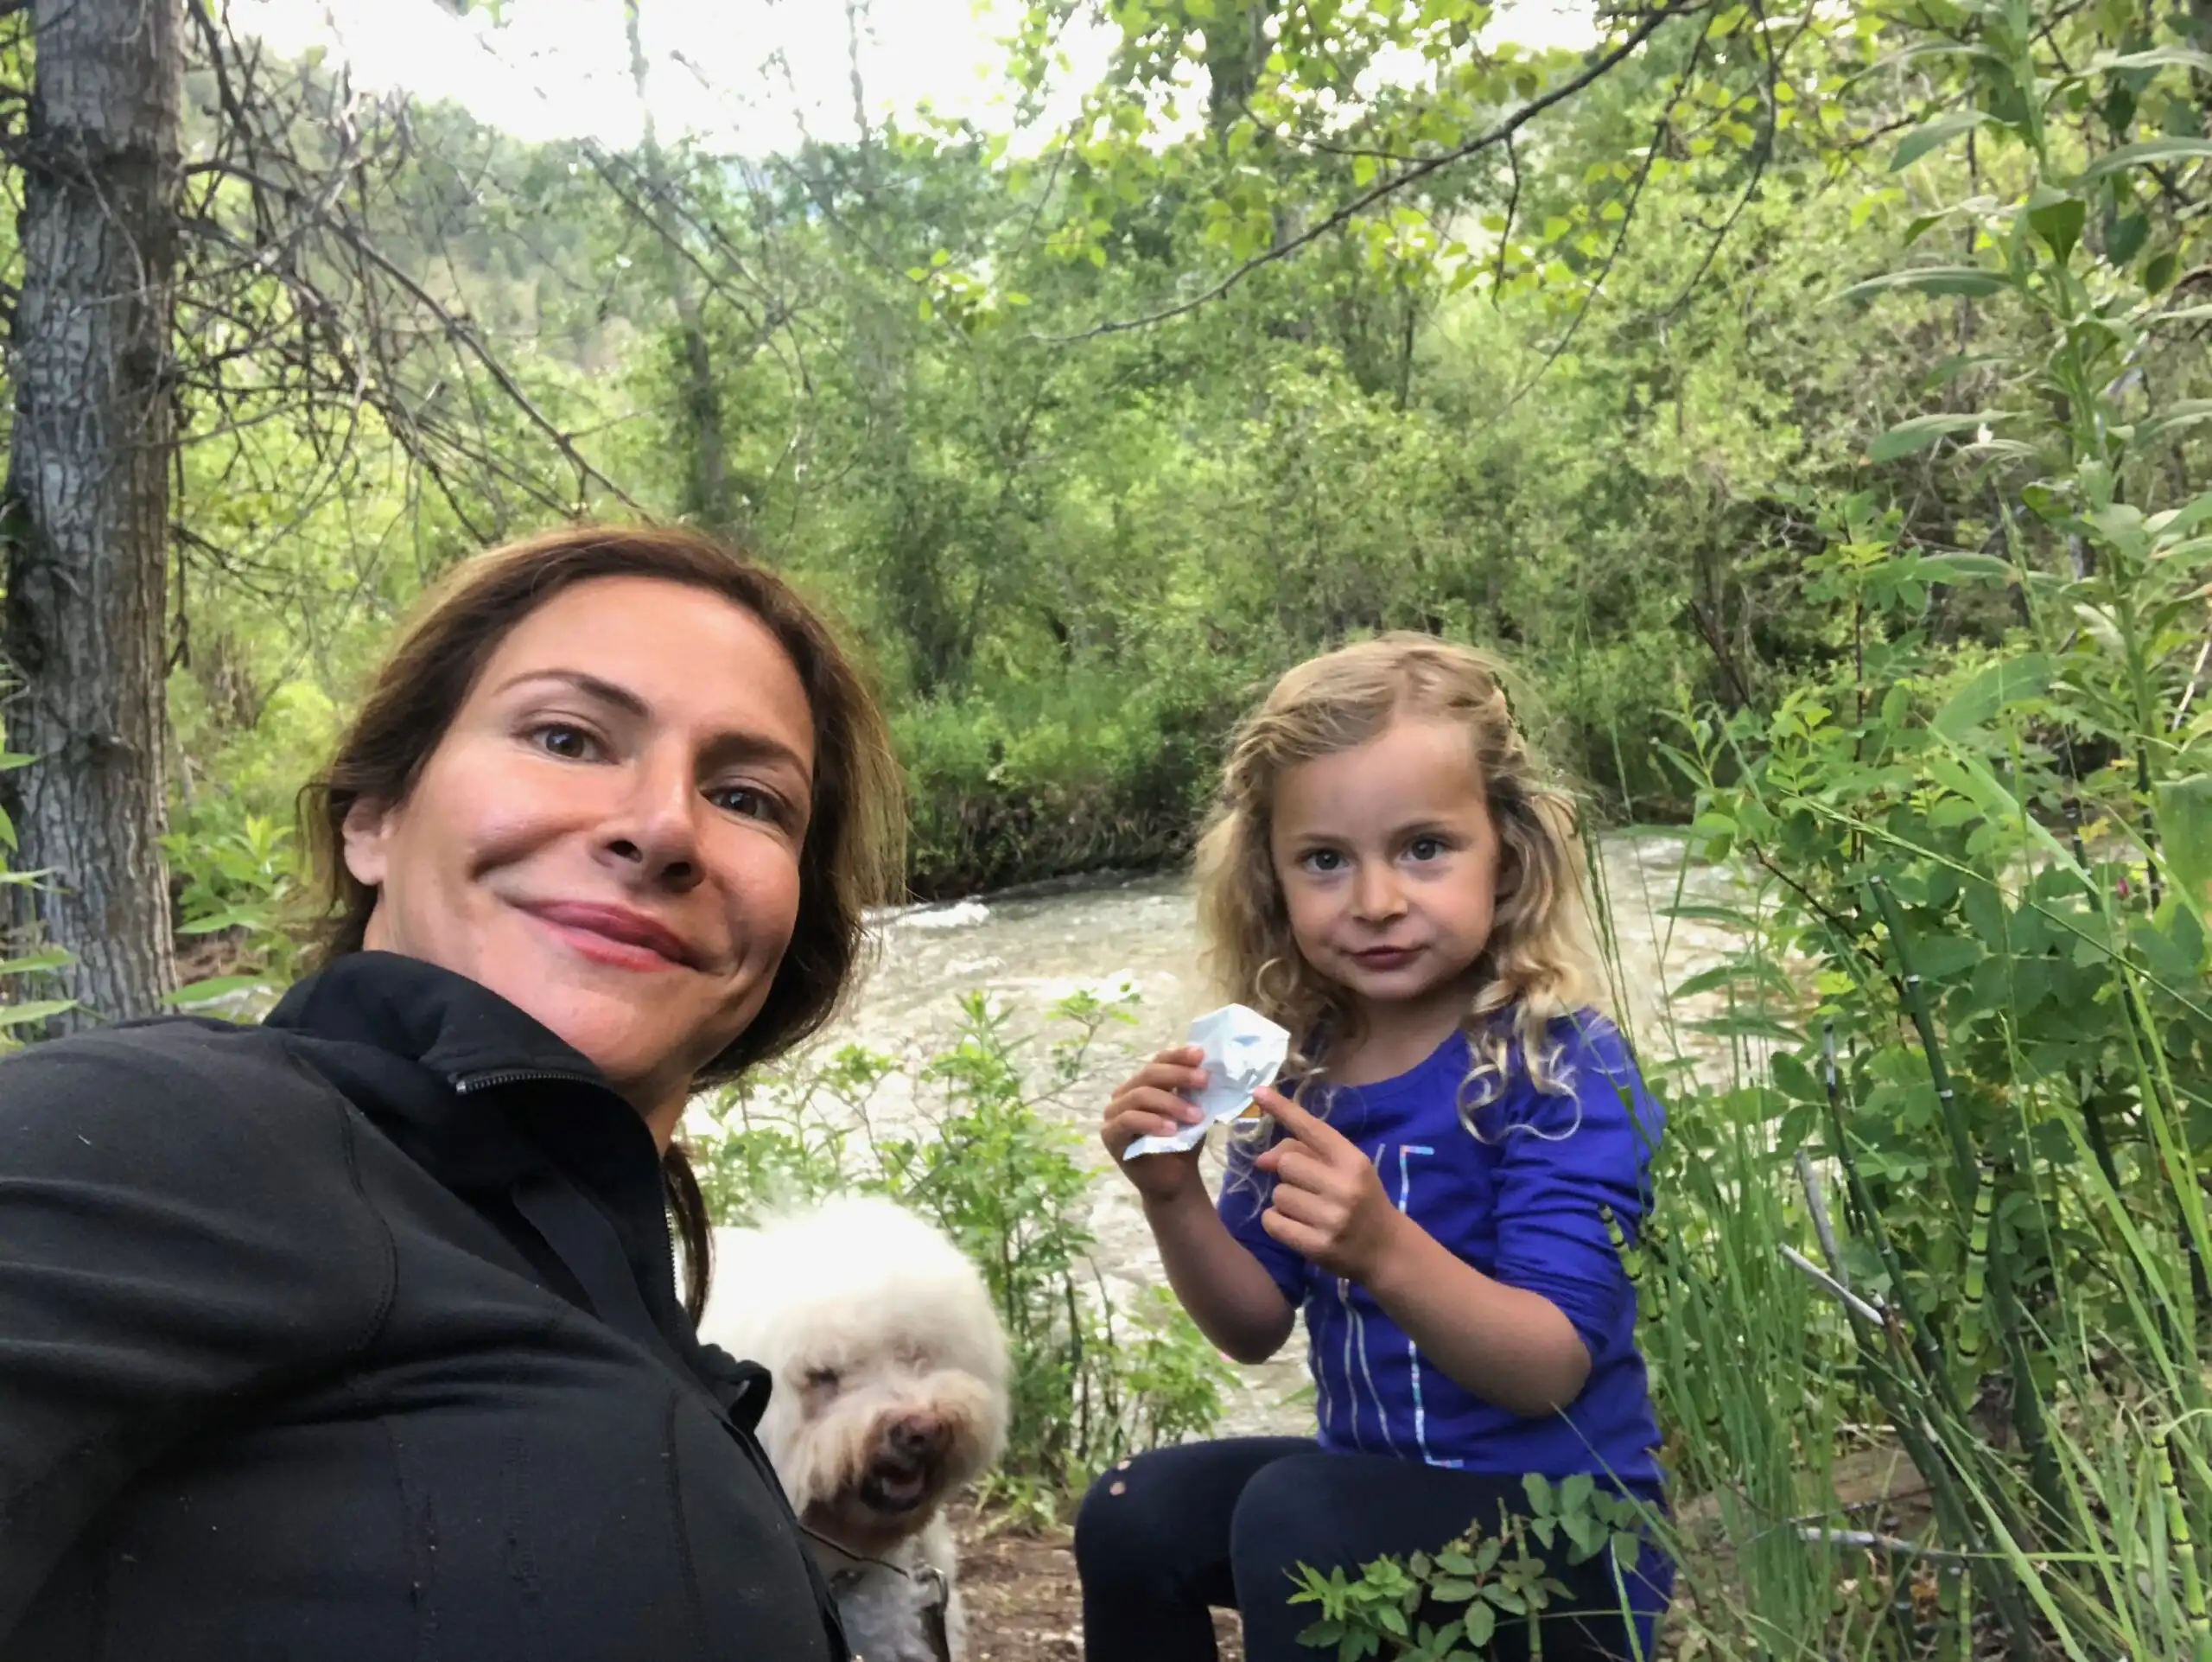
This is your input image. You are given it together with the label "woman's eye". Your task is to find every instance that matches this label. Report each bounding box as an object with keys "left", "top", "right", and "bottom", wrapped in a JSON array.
[
  {"left": 708, "top": 783, "right": 780, "bottom": 823},
  {"left": 531, "top": 723, "right": 599, "bottom": 761}
]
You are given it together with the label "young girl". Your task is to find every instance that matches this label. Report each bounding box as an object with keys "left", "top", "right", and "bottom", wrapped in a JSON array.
[{"left": 1081, "top": 636, "right": 1669, "bottom": 1662}]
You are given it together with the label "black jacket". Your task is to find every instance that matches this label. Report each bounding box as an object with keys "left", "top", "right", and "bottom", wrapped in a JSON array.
[{"left": 0, "top": 951, "right": 846, "bottom": 1661}]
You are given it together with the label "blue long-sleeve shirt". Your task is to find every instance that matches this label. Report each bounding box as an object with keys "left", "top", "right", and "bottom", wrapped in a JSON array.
[{"left": 1219, "top": 1012, "right": 1666, "bottom": 1489}]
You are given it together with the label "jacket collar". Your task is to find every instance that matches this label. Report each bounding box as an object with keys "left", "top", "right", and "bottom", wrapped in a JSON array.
[
  {"left": 263, "top": 952, "right": 683, "bottom": 1351},
  {"left": 266, "top": 949, "right": 608, "bottom": 1088}
]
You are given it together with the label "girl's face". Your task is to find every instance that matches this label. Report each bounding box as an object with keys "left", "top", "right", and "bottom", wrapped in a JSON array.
[
  {"left": 1268, "top": 716, "right": 1505, "bottom": 1029},
  {"left": 340, "top": 576, "right": 817, "bottom": 1139}
]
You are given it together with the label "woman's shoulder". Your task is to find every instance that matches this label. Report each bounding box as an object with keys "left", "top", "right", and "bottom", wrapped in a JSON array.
[{"left": 1, "top": 1016, "right": 357, "bottom": 1161}]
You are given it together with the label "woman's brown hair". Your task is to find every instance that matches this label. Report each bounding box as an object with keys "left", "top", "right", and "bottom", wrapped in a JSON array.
[{"left": 297, "top": 524, "right": 906, "bottom": 1321}]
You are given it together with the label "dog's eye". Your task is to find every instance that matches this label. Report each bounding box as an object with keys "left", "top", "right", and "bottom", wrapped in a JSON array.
[{"left": 803, "top": 1366, "right": 841, "bottom": 1391}]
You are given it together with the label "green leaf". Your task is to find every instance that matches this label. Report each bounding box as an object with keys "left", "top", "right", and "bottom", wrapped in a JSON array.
[
  {"left": 1907, "top": 552, "right": 2018, "bottom": 585},
  {"left": 2139, "top": 400, "right": 2212, "bottom": 444},
  {"left": 1427, "top": 1577, "right": 1479, "bottom": 1602},
  {"left": 1866, "top": 411, "right": 2011, "bottom": 462},
  {"left": 2078, "top": 137, "right": 2212, "bottom": 181},
  {"left": 1835, "top": 267, "right": 2007, "bottom": 302},
  {"left": 1522, "top": 1473, "right": 1555, "bottom": 1515},
  {"left": 2025, "top": 188, "right": 2086, "bottom": 264},
  {"left": 2107, "top": 213, "right": 2150, "bottom": 265},
  {"left": 1770, "top": 1051, "right": 1821, "bottom": 1103},
  {"left": 2156, "top": 774, "right": 2212, "bottom": 931},
  {"left": 2092, "top": 46, "right": 2212, "bottom": 73},
  {"left": 1931, "top": 653, "right": 2053, "bottom": 739},
  {"left": 1910, "top": 935, "right": 1983, "bottom": 982},
  {"left": 0, "top": 999, "right": 74, "bottom": 1030},
  {"left": 1890, "top": 110, "right": 1988, "bottom": 171},
  {"left": 1352, "top": 153, "right": 1378, "bottom": 187},
  {"left": 164, "top": 975, "right": 273, "bottom": 1008},
  {"left": 1465, "top": 1604, "right": 1497, "bottom": 1648},
  {"left": 2146, "top": 251, "right": 2179, "bottom": 294}
]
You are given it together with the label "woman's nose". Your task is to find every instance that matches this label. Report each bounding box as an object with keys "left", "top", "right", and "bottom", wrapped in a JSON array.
[{"left": 601, "top": 752, "right": 703, "bottom": 890}]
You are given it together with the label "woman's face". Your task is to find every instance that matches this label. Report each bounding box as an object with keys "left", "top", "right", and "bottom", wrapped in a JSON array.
[{"left": 342, "top": 576, "right": 817, "bottom": 1136}]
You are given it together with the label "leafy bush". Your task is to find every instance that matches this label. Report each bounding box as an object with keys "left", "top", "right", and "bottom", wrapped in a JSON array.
[
  {"left": 689, "top": 986, "right": 1234, "bottom": 1518},
  {"left": 156, "top": 810, "right": 305, "bottom": 1009},
  {"left": 1629, "top": 22, "right": 2212, "bottom": 1653},
  {"left": 895, "top": 662, "right": 1247, "bottom": 899}
]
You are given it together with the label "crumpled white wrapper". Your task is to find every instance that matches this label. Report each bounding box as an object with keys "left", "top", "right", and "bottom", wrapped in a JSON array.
[{"left": 1122, "top": 1003, "right": 1292, "bottom": 1159}]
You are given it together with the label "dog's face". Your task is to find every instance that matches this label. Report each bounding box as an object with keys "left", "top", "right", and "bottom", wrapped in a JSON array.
[
  {"left": 702, "top": 1199, "right": 1011, "bottom": 1561},
  {"left": 777, "top": 1327, "right": 1005, "bottom": 1556}
]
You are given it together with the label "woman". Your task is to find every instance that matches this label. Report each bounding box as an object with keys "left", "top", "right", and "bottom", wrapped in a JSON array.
[{"left": 0, "top": 525, "right": 904, "bottom": 1661}]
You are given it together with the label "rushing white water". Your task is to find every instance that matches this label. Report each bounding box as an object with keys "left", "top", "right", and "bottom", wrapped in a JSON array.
[{"left": 717, "top": 834, "right": 1750, "bottom": 1437}]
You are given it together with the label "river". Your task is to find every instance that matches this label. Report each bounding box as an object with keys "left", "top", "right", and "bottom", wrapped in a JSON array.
[{"left": 696, "top": 833, "right": 1749, "bottom": 1437}]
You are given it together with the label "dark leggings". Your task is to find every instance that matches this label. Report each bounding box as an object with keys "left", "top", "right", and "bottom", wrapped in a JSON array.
[{"left": 1076, "top": 1438, "right": 1670, "bottom": 1662}]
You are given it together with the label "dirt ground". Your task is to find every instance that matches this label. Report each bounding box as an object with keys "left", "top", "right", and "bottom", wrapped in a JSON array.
[{"left": 955, "top": 1507, "right": 1243, "bottom": 1662}]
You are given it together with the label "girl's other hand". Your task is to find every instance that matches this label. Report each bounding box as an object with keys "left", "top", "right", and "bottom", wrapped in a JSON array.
[
  {"left": 1103, "top": 1045, "right": 1209, "bottom": 1203},
  {"left": 1254, "top": 1087, "right": 1406, "bottom": 1284}
]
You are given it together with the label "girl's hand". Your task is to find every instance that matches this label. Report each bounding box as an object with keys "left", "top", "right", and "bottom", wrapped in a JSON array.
[
  {"left": 1254, "top": 1088, "right": 1408, "bottom": 1284},
  {"left": 1103, "top": 1046, "right": 1209, "bottom": 1204}
]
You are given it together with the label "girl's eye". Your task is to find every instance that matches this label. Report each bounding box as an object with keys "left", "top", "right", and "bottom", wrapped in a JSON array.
[
  {"left": 531, "top": 723, "right": 600, "bottom": 761},
  {"left": 1407, "top": 836, "right": 1446, "bottom": 863},
  {"left": 1301, "top": 848, "right": 1345, "bottom": 874}
]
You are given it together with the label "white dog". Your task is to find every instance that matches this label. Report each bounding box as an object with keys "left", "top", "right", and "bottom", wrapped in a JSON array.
[{"left": 700, "top": 1195, "right": 1011, "bottom": 1662}]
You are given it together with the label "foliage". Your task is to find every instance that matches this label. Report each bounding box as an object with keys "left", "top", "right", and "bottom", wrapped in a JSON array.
[
  {"left": 3, "top": 0, "right": 2209, "bottom": 1643},
  {"left": 0, "top": 740, "right": 73, "bottom": 1048},
  {"left": 159, "top": 812, "right": 306, "bottom": 1005},
  {"left": 690, "top": 988, "right": 1234, "bottom": 1517},
  {"left": 1289, "top": 1475, "right": 1654, "bottom": 1661},
  {"left": 1619, "top": 5, "right": 2212, "bottom": 1654}
]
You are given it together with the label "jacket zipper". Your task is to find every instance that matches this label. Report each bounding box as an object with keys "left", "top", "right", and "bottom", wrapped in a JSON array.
[{"left": 450, "top": 1067, "right": 600, "bottom": 1095}]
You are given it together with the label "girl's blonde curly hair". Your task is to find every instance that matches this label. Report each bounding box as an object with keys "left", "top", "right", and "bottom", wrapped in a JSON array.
[{"left": 1195, "top": 634, "right": 1606, "bottom": 1104}]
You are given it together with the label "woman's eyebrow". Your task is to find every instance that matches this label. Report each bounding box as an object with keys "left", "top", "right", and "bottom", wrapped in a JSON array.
[{"left": 494, "top": 667, "right": 650, "bottom": 717}]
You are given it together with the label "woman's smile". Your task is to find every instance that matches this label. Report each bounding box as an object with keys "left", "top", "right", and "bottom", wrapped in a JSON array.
[{"left": 518, "top": 900, "right": 704, "bottom": 972}]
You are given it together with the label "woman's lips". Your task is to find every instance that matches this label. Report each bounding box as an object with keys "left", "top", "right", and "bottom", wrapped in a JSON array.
[{"left": 524, "top": 901, "right": 696, "bottom": 971}]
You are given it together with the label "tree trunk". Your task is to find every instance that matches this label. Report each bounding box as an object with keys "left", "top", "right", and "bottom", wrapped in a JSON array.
[
  {"left": 1, "top": 0, "right": 183, "bottom": 1026},
  {"left": 624, "top": 0, "right": 737, "bottom": 536}
]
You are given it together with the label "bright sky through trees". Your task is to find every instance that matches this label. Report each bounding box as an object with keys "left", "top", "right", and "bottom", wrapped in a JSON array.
[{"left": 235, "top": 0, "right": 1597, "bottom": 149}]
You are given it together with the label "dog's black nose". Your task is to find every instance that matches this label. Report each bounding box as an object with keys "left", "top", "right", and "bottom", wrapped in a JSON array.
[{"left": 888, "top": 1416, "right": 944, "bottom": 1459}]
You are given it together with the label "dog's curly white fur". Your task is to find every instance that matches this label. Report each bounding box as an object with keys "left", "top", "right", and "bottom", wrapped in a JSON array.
[{"left": 700, "top": 1196, "right": 1010, "bottom": 1662}]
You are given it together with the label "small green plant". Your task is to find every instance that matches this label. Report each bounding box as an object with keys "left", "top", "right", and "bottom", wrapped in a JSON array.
[
  {"left": 1289, "top": 1476, "right": 1655, "bottom": 1662},
  {"left": 0, "top": 741, "right": 75, "bottom": 1047},
  {"left": 691, "top": 986, "right": 1235, "bottom": 1519},
  {"left": 161, "top": 811, "right": 303, "bottom": 1003}
]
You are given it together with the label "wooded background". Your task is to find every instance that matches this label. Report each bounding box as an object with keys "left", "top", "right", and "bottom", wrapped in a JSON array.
[
  {"left": 9, "top": 6, "right": 2212, "bottom": 1653},
  {"left": 0, "top": 0, "right": 2203, "bottom": 1024}
]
